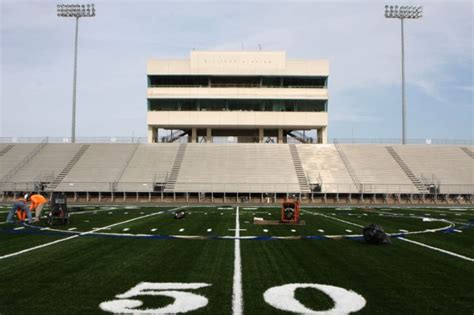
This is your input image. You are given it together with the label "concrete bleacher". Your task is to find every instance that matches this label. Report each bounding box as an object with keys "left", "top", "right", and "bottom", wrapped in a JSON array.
[
  {"left": 174, "top": 144, "right": 300, "bottom": 193},
  {"left": 0, "top": 143, "right": 472, "bottom": 195},
  {"left": 115, "top": 144, "right": 179, "bottom": 192},
  {"left": 0, "top": 144, "right": 38, "bottom": 179},
  {"left": 54, "top": 144, "right": 137, "bottom": 192},
  {"left": 296, "top": 144, "right": 357, "bottom": 193},
  {"left": 6, "top": 144, "right": 83, "bottom": 191},
  {"left": 340, "top": 144, "right": 418, "bottom": 193},
  {"left": 393, "top": 145, "right": 474, "bottom": 194}
]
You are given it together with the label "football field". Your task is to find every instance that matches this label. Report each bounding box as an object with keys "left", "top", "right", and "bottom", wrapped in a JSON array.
[{"left": 0, "top": 204, "right": 473, "bottom": 314}]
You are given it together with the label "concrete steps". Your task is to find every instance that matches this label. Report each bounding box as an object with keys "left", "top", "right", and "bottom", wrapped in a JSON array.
[
  {"left": 164, "top": 143, "right": 187, "bottom": 192},
  {"left": 386, "top": 146, "right": 428, "bottom": 193},
  {"left": 47, "top": 145, "right": 90, "bottom": 191},
  {"left": 461, "top": 147, "right": 474, "bottom": 159},
  {"left": 289, "top": 144, "right": 310, "bottom": 193},
  {"left": 0, "top": 145, "right": 14, "bottom": 157},
  {"left": 334, "top": 143, "right": 362, "bottom": 192}
]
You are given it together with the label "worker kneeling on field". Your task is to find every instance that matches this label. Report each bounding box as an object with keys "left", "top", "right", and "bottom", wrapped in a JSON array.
[
  {"left": 27, "top": 193, "right": 48, "bottom": 222},
  {"left": 7, "top": 194, "right": 35, "bottom": 224}
]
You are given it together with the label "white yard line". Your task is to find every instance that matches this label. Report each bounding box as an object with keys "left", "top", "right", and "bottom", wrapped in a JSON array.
[
  {"left": 0, "top": 207, "right": 183, "bottom": 261},
  {"left": 398, "top": 237, "right": 474, "bottom": 262},
  {"left": 303, "top": 210, "right": 364, "bottom": 228},
  {"left": 0, "top": 235, "right": 80, "bottom": 260},
  {"left": 232, "top": 206, "right": 243, "bottom": 315}
]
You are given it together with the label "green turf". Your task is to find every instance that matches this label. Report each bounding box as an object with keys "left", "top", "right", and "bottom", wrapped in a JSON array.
[{"left": 0, "top": 205, "right": 473, "bottom": 314}]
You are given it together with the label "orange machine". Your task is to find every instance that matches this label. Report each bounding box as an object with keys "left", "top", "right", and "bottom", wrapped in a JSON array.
[{"left": 281, "top": 199, "right": 301, "bottom": 224}]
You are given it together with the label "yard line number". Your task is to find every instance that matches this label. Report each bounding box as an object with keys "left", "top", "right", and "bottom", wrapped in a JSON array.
[{"left": 99, "top": 282, "right": 366, "bottom": 314}]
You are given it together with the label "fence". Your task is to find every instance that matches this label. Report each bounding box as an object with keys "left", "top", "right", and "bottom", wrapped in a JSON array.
[
  {"left": 0, "top": 137, "right": 148, "bottom": 144},
  {"left": 1, "top": 181, "right": 472, "bottom": 195},
  {"left": 333, "top": 138, "right": 473, "bottom": 145}
]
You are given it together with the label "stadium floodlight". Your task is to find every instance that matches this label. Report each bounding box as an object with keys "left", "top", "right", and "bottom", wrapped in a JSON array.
[
  {"left": 385, "top": 5, "right": 423, "bottom": 145},
  {"left": 57, "top": 3, "right": 96, "bottom": 143}
]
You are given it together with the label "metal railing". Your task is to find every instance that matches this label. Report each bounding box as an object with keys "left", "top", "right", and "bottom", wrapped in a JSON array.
[
  {"left": 3, "top": 137, "right": 471, "bottom": 145},
  {"left": 0, "top": 137, "right": 148, "bottom": 144},
  {"left": 1, "top": 181, "right": 472, "bottom": 194},
  {"left": 333, "top": 138, "right": 473, "bottom": 145}
]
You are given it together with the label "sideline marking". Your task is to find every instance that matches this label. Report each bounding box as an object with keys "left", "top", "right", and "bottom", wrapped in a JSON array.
[
  {"left": 399, "top": 237, "right": 474, "bottom": 262},
  {"left": 232, "top": 206, "right": 243, "bottom": 315},
  {"left": 0, "top": 207, "right": 184, "bottom": 261}
]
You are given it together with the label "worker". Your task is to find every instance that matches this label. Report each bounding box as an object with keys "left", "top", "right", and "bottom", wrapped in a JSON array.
[
  {"left": 27, "top": 193, "right": 48, "bottom": 221},
  {"left": 7, "top": 194, "right": 34, "bottom": 224}
]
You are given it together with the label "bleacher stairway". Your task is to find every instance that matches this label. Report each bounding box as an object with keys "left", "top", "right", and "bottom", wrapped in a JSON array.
[
  {"left": 0, "top": 145, "right": 14, "bottom": 157},
  {"left": 47, "top": 145, "right": 90, "bottom": 191},
  {"left": 334, "top": 143, "right": 362, "bottom": 192},
  {"left": 461, "top": 147, "right": 474, "bottom": 159},
  {"left": 164, "top": 143, "right": 187, "bottom": 192},
  {"left": 289, "top": 144, "right": 310, "bottom": 193},
  {"left": 1, "top": 141, "right": 47, "bottom": 183},
  {"left": 386, "top": 146, "right": 428, "bottom": 193}
]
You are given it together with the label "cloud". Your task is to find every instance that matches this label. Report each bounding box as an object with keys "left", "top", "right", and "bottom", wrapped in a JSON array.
[{"left": 1, "top": 0, "right": 472, "bottom": 139}]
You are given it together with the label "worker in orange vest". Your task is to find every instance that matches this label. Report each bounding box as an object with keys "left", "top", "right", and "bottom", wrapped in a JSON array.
[
  {"left": 7, "top": 194, "right": 34, "bottom": 223},
  {"left": 27, "top": 193, "right": 48, "bottom": 221}
]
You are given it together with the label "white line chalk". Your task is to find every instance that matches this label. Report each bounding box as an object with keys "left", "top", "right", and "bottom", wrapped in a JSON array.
[
  {"left": 232, "top": 206, "right": 243, "bottom": 315},
  {"left": 0, "top": 206, "right": 185, "bottom": 261},
  {"left": 399, "top": 237, "right": 473, "bottom": 262}
]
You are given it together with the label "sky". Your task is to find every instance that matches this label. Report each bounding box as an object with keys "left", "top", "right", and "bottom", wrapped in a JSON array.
[{"left": 1, "top": 0, "right": 473, "bottom": 141}]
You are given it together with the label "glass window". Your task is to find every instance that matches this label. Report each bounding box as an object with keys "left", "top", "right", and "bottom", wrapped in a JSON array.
[
  {"left": 262, "top": 77, "right": 281, "bottom": 87},
  {"left": 200, "top": 99, "right": 226, "bottom": 111}
]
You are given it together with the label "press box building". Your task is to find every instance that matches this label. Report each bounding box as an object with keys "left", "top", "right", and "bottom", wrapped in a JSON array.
[{"left": 147, "top": 51, "right": 329, "bottom": 144}]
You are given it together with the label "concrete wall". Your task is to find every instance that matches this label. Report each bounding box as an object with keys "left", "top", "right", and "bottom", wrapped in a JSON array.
[
  {"left": 148, "top": 51, "right": 329, "bottom": 76},
  {"left": 147, "top": 111, "right": 328, "bottom": 129}
]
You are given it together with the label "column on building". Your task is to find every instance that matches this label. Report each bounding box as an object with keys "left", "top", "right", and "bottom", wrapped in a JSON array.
[
  {"left": 206, "top": 128, "right": 212, "bottom": 143},
  {"left": 191, "top": 128, "right": 197, "bottom": 143},
  {"left": 258, "top": 128, "right": 264, "bottom": 143},
  {"left": 277, "top": 128, "right": 284, "bottom": 144},
  {"left": 148, "top": 126, "right": 158, "bottom": 143},
  {"left": 317, "top": 126, "right": 328, "bottom": 144}
]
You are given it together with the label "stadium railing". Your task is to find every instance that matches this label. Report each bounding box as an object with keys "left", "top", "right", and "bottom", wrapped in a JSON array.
[
  {"left": 0, "top": 137, "right": 148, "bottom": 144},
  {"left": 1, "top": 181, "right": 472, "bottom": 195},
  {"left": 333, "top": 138, "right": 473, "bottom": 145}
]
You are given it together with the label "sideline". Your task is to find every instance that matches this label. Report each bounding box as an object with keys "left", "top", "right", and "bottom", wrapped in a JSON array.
[
  {"left": 0, "top": 207, "right": 183, "bottom": 261},
  {"left": 232, "top": 206, "right": 243, "bottom": 315}
]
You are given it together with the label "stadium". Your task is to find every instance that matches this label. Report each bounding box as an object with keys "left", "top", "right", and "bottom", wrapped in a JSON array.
[{"left": 1, "top": 2, "right": 473, "bottom": 315}]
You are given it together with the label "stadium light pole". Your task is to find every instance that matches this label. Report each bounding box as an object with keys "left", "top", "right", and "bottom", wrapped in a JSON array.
[
  {"left": 385, "top": 5, "right": 423, "bottom": 144},
  {"left": 57, "top": 4, "right": 96, "bottom": 143}
]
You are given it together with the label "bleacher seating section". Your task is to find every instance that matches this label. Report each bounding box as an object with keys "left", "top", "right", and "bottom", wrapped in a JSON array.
[
  {"left": 174, "top": 144, "right": 300, "bottom": 193},
  {"left": 0, "top": 143, "right": 472, "bottom": 194},
  {"left": 393, "top": 145, "right": 473, "bottom": 194},
  {"left": 339, "top": 145, "right": 418, "bottom": 193}
]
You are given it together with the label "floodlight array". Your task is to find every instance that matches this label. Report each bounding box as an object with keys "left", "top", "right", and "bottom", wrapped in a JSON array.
[
  {"left": 385, "top": 5, "right": 423, "bottom": 19},
  {"left": 57, "top": 3, "right": 95, "bottom": 17}
]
